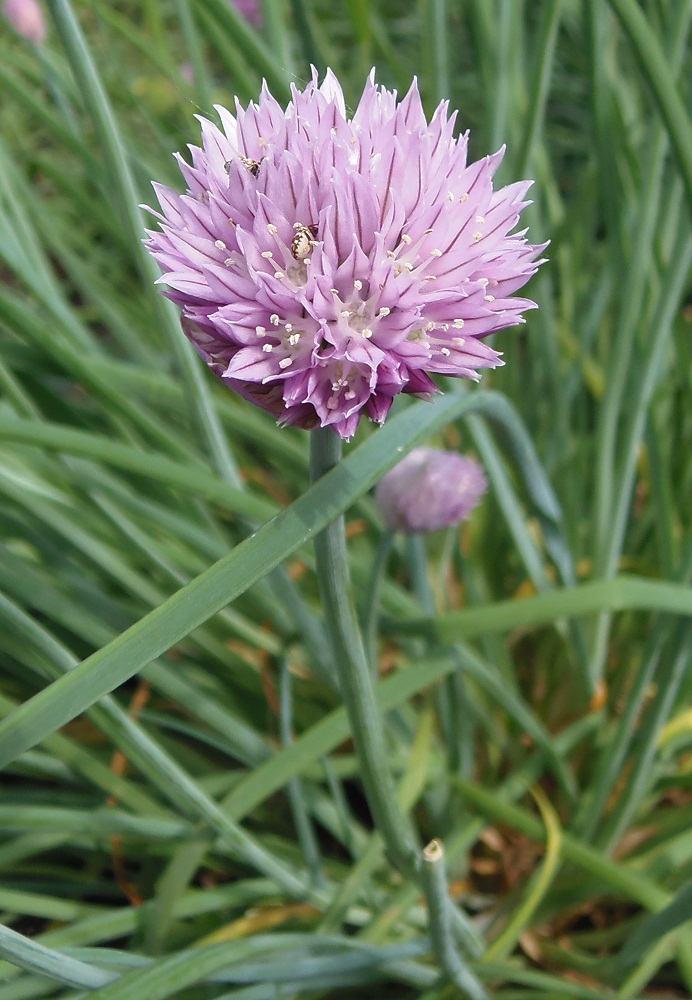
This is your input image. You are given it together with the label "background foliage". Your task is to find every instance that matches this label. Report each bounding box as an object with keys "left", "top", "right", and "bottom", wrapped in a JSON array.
[{"left": 0, "top": 0, "right": 691, "bottom": 997}]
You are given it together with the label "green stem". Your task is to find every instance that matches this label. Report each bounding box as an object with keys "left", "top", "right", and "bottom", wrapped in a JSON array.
[
  {"left": 50, "top": 0, "right": 240, "bottom": 487},
  {"left": 422, "top": 839, "right": 487, "bottom": 1000},
  {"left": 310, "top": 427, "right": 419, "bottom": 876},
  {"left": 407, "top": 534, "right": 436, "bottom": 615},
  {"left": 606, "top": 0, "right": 692, "bottom": 216},
  {"left": 361, "top": 529, "right": 395, "bottom": 675},
  {"left": 310, "top": 427, "right": 484, "bottom": 971}
]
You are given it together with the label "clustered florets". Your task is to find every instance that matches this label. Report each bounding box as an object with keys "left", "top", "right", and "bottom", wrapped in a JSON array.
[{"left": 145, "top": 69, "right": 544, "bottom": 439}]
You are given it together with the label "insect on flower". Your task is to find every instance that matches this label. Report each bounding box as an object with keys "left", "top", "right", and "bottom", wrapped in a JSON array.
[
  {"left": 291, "top": 224, "right": 318, "bottom": 260},
  {"left": 145, "top": 69, "right": 545, "bottom": 439}
]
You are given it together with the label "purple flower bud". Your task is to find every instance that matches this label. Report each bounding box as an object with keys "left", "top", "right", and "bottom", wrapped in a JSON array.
[
  {"left": 230, "top": 0, "right": 263, "bottom": 28},
  {"left": 145, "top": 70, "right": 544, "bottom": 439},
  {"left": 375, "top": 449, "right": 488, "bottom": 533},
  {"left": 3, "top": 0, "right": 45, "bottom": 44}
]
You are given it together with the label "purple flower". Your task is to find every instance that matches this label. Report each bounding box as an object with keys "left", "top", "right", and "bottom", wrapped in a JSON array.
[
  {"left": 230, "top": 0, "right": 263, "bottom": 29},
  {"left": 145, "top": 70, "right": 544, "bottom": 439},
  {"left": 3, "top": 0, "right": 46, "bottom": 44},
  {"left": 375, "top": 449, "right": 488, "bottom": 533}
]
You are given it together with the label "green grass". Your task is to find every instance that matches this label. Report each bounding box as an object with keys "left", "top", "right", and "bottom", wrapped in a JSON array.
[{"left": 0, "top": 0, "right": 691, "bottom": 997}]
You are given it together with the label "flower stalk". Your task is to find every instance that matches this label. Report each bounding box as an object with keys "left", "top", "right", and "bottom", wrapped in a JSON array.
[
  {"left": 310, "top": 427, "right": 419, "bottom": 875},
  {"left": 422, "top": 839, "right": 487, "bottom": 1000},
  {"left": 310, "top": 427, "right": 485, "bottom": 988}
]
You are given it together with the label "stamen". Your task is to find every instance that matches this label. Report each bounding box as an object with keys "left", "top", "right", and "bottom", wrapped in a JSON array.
[
  {"left": 214, "top": 240, "right": 227, "bottom": 250},
  {"left": 270, "top": 314, "right": 280, "bottom": 326},
  {"left": 262, "top": 343, "right": 273, "bottom": 353},
  {"left": 278, "top": 357, "right": 292, "bottom": 369}
]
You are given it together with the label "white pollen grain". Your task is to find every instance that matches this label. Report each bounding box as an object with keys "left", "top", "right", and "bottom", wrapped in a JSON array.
[
  {"left": 484, "top": 294, "right": 495, "bottom": 302},
  {"left": 354, "top": 279, "right": 363, "bottom": 290},
  {"left": 262, "top": 343, "right": 273, "bottom": 353},
  {"left": 255, "top": 326, "right": 266, "bottom": 336},
  {"left": 284, "top": 323, "right": 293, "bottom": 333},
  {"left": 279, "top": 357, "right": 292, "bottom": 369},
  {"left": 214, "top": 240, "right": 226, "bottom": 250},
  {"left": 475, "top": 215, "right": 485, "bottom": 224},
  {"left": 267, "top": 223, "right": 278, "bottom": 234},
  {"left": 453, "top": 319, "right": 465, "bottom": 328},
  {"left": 440, "top": 347, "right": 451, "bottom": 356},
  {"left": 270, "top": 314, "right": 280, "bottom": 326},
  {"left": 431, "top": 248, "right": 443, "bottom": 257},
  {"left": 261, "top": 251, "right": 273, "bottom": 258},
  {"left": 288, "top": 333, "right": 300, "bottom": 346},
  {"left": 401, "top": 234, "right": 412, "bottom": 244},
  {"left": 378, "top": 307, "right": 391, "bottom": 316},
  {"left": 473, "top": 232, "right": 483, "bottom": 241},
  {"left": 274, "top": 271, "right": 285, "bottom": 279},
  {"left": 224, "top": 258, "right": 235, "bottom": 267}
]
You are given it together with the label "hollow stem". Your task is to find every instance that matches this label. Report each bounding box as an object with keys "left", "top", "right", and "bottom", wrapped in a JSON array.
[
  {"left": 422, "top": 839, "right": 487, "bottom": 1000},
  {"left": 310, "top": 427, "right": 419, "bottom": 876},
  {"left": 310, "top": 427, "right": 484, "bottom": 969}
]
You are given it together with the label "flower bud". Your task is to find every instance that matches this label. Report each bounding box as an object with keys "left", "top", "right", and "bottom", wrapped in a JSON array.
[
  {"left": 230, "top": 0, "right": 263, "bottom": 28},
  {"left": 375, "top": 449, "right": 488, "bottom": 533},
  {"left": 3, "top": 0, "right": 46, "bottom": 45}
]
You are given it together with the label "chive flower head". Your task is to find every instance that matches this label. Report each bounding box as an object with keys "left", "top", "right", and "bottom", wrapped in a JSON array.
[{"left": 146, "top": 70, "right": 544, "bottom": 438}]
